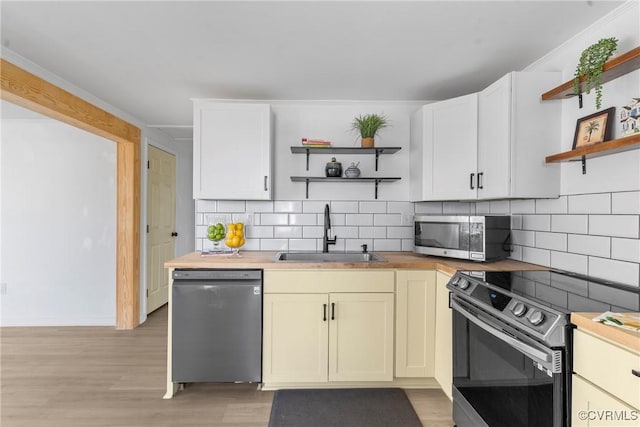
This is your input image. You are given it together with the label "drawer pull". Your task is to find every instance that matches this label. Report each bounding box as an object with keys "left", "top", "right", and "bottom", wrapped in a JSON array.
[
  {"left": 632, "top": 369, "right": 640, "bottom": 378},
  {"left": 323, "top": 304, "right": 327, "bottom": 322}
]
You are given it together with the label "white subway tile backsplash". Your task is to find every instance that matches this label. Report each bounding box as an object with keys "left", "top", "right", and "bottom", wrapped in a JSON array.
[
  {"left": 333, "top": 226, "right": 359, "bottom": 239},
  {"left": 359, "top": 201, "right": 387, "bottom": 213},
  {"left": 511, "top": 215, "right": 523, "bottom": 230},
  {"left": 261, "top": 213, "right": 289, "bottom": 226},
  {"left": 345, "top": 214, "right": 374, "bottom": 226},
  {"left": 588, "top": 257, "right": 639, "bottom": 287},
  {"left": 289, "top": 213, "right": 317, "bottom": 226},
  {"left": 401, "top": 239, "right": 414, "bottom": 251},
  {"left": 535, "top": 197, "right": 567, "bottom": 214},
  {"left": 567, "top": 234, "right": 610, "bottom": 258},
  {"left": 568, "top": 193, "right": 611, "bottom": 214},
  {"left": 443, "top": 202, "right": 473, "bottom": 214},
  {"left": 359, "top": 227, "right": 387, "bottom": 238},
  {"left": 510, "top": 200, "right": 535, "bottom": 214},
  {"left": 611, "top": 238, "right": 640, "bottom": 263},
  {"left": 274, "top": 226, "right": 303, "bottom": 239},
  {"left": 387, "top": 202, "right": 414, "bottom": 215},
  {"left": 302, "top": 201, "right": 329, "bottom": 213},
  {"left": 475, "top": 202, "right": 491, "bottom": 214},
  {"left": 274, "top": 201, "right": 302, "bottom": 213},
  {"left": 414, "top": 202, "right": 443, "bottom": 214},
  {"left": 196, "top": 199, "right": 217, "bottom": 212},
  {"left": 321, "top": 213, "right": 346, "bottom": 226},
  {"left": 303, "top": 226, "right": 324, "bottom": 239},
  {"left": 509, "top": 245, "right": 523, "bottom": 261},
  {"left": 551, "top": 215, "right": 588, "bottom": 234},
  {"left": 522, "top": 247, "right": 550, "bottom": 267},
  {"left": 260, "top": 239, "right": 289, "bottom": 251},
  {"left": 288, "top": 239, "right": 317, "bottom": 251},
  {"left": 345, "top": 239, "right": 373, "bottom": 252},
  {"left": 374, "top": 239, "right": 402, "bottom": 251},
  {"left": 246, "top": 201, "right": 273, "bottom": 213},
  {"left": 374, "top": 214, "right": 402, "bottom": 226},
  {"left": 551, "top": 251, "right": 588, "bottom": 275},
  {"left": 490, "top": 200, "right": 510, "bottom": 214},
  {"left": 217, "top": 200, "right": 246, "bottom": 212},
  {"left": 330, "top": 201, "right": 359, "bottom": 213},
  {"left": 512, "top": 230, "right": 535, "bottom": 247},
  {"left": 243, "top": 239, "right": 260, "bottom": 251},
  {"left": 589, "top": 215, "right": 639, "bottom": 238},
  {"left": 387, "top": 226, "right": 414, "bottom": 239},
  {"left": 522, "top": 215, "right": 551, "bottom": 231},
  {"left": 246, "top": 226, "right": 274, "bottom": 239},
  {"left": 612, "top": 191, "right": 640, "bottom": 214},
  {"left": 535, "top": 232, "right": 567, "bottom": 251}
]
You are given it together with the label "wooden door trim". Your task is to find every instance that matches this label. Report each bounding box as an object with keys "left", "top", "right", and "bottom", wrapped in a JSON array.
[{"left": 1, "top": 59, "right": 141, "bottom": 329}]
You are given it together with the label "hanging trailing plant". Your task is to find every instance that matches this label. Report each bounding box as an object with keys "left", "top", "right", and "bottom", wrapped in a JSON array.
[{"left": 573, "top": 37, "right": 618, "bottom": 109}]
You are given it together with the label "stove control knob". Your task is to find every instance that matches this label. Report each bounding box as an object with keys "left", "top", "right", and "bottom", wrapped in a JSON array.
[
  {"left": 511, "top": 302, "right": 527, "bottom": 317},
  {"left": 458, "top": 279, "right": 470, "bottom": 290},
  {"left": 529, "top": 310, "right": 545, "bottom": 326},
  {"left": 451, "top": 276, "right": 460, "bottom": 286}
]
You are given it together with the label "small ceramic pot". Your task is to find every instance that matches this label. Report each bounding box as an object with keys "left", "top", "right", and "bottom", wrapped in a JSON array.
[
  {"left": 325, "top": 157, "right": 342, "bottom": 177},
  {"left": 345, "top": 162, "right": 361, "bottom": 178}
]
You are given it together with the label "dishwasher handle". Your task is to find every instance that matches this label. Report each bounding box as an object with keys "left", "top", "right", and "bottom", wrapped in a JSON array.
[{"left": 173, "top": 269, "right": 262, "bottom": 281}]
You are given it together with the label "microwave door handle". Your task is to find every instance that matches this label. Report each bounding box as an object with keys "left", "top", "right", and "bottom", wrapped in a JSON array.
[{"left": 451, "top": 299, "right": 551, "bottom": 363}]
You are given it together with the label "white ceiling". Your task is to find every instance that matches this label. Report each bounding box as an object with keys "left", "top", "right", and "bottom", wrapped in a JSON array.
[{"left": 1, "top": 0, "right": 625, "bottom": 138}]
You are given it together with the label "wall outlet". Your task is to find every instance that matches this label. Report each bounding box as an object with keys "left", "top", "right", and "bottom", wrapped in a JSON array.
[{"left": 0, "top": 283, "right": 6, "bottom": 295}]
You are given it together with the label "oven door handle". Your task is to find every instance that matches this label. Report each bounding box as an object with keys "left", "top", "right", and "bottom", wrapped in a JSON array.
[{"left": 452, "top": 299, "right": 551, "bottom": 363}]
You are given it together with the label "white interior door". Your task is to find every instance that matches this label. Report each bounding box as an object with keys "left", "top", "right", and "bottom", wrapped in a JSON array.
[{"left": 146, "top": 145, "right": 176, "bottom": 314}]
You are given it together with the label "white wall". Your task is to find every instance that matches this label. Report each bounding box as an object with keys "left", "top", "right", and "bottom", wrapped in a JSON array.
[
  {"left": 0, "top": 48, "right": 195, "bottom": 325},
  {"left": 1, "top": 101, "right": 117, "bottom": 325}
]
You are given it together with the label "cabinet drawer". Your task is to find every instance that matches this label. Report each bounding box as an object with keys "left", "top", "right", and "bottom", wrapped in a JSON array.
[
  {"left": 573, "top": 329, "right": 640, "bottom": 409},
  {"left": 264, "top": 270, "right": 395, "bottom": 293}
]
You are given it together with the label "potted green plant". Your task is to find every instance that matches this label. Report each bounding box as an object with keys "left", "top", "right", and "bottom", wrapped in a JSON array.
[
  {"left": 351, "top": 113, "right": 389, "bottom": 148},
  {"left": 573, "top": 37, "right": 618, "bottom": 110}
]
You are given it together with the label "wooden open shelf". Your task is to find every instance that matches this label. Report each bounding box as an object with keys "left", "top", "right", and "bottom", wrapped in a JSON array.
[
  {"left": 541, "top": 46, "right": 640, "bottom": 101},
  {"left": 545, "top": 133, "right": 640, "bottom": 163}
]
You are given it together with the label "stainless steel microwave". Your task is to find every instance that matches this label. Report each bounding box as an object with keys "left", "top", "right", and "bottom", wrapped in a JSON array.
[{"left": 414, "top": 215, "right": 511, "bottom": 261}]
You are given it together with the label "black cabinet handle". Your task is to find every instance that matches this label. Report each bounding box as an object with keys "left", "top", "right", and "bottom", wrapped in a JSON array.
[
  {"left": 632, "top": 369, "right": 640, "bottom": 378},
  {"left": 478, "top": 172, "right": 484, "bottom": 189},
  {"left": 470, "top": 173, "right": 475, "bottom": 190},
  {"left": 171, "top": 232, "right": 178, "bottom": 237},
  {"left": 323, "top": 304, "right": 327, "bottom": 322},
  {"left": 331, "top": 302, "right": 335, "bottom": 320}
]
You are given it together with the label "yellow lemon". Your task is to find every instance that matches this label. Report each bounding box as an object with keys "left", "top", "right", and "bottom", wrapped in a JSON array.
[
  {"left": 239, "top": 238, "right": 245, "bottom": 246},
  {"left": 227, "top": 223, "right": 235, "bottom": 231},
  {"left": 231, "top": 236, "right": 241, "bottom": 247},
  {"left": 236, "top": 222, "right": 244, "bottom": 229},
  {"left": 236, "top": 230, "right": 244, "bottom": 238},
  {"left": 225, "top": 238, "right": 232, "bottom": 246}
]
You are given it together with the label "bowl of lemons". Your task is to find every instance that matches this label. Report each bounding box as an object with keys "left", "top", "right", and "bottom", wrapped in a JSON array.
[{"left": 225, "top": 222, "right": 246, "bottom": 255}]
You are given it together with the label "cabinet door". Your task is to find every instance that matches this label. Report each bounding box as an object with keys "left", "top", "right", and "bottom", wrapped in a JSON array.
[
  {"left": 434, "top": 272, "right": 453, "bottom": 400},
  {"left": 328, "top": 293, "right": 394, "bottom": 382},
  {"left": 418, "top": 94, "right": 478, "bottom": 201},
  {"left": 193, "top": 102, "right": 271, "bottom": 200},
  {"left": 477, "top": 73, "right": 512, "bottom": 200},
  {"left": 395, "top": 270, "right": 436, "bottom": 378},
  {"left": 572, "top": 374, "right": 637, "bottom": 427},
  {"left": 262, "top": 293, "right": 329, "bottom": 383}
]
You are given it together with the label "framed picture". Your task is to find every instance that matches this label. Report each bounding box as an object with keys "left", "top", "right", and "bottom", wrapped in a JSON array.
[{"left": 572, "top": 107, "right": 615, "bottom": 149}]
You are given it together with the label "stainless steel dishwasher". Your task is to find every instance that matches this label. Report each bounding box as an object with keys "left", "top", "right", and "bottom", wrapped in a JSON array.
[{"left": 172, "top": 269, "right": 262, "bottom": 383}]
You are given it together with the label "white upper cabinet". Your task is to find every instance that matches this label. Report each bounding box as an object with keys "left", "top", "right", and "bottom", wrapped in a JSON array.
[
  {"left": 477, "top": 72, "right": 561, "bottom": 200},
  {"left": 410, "top": 72, "right": 561, "bottom": 201},
  {"left": 193, "top": 101, "right": 272, "bottom": 200},
  {"left": 410, "top": 93, "right": 478, "bottom": 201}
]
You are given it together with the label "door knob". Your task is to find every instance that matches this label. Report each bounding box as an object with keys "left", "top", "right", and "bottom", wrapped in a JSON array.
[{"left": 171, "top": 232, "right": 178, "bottom": 237}]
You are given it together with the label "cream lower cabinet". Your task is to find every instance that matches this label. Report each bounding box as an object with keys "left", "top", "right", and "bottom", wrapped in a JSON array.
[
  {"left": 434, "top": 271, "right": 453, "bottom": 400},
  {"left": 262, "top": 270, "right": 395, "bottom": 385},
  {"left": 572, "top": 328, "right": 640, "bottom": 426},
  {"left": 395, "top": 270, "right": 437, "bottom": 377}
]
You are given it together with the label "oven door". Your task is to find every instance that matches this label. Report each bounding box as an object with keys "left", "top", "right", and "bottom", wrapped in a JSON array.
[
  {"left": 414, "top": 216, "right": 470, "bottom": 259},
  {"left": 451, "top": 295, "right": 566, "bottom": 427}
]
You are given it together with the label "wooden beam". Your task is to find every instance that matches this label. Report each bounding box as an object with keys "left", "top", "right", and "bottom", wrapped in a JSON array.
[{"left": 1, "top": 59, "right": 141, "bottom": 329}]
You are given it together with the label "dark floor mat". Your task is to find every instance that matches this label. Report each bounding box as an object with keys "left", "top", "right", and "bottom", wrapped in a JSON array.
[{"left": 268, "top": 388, "right": 423, "bottom": 427}]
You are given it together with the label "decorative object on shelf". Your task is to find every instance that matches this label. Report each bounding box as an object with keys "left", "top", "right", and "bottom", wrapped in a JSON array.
[
  {"left": 573, "top": 37, "right": 618, "bottom": 109},
  {"left": 620, "top": 98, "right": 639, "bottom": 136},
  {"left": 572, "top": 107, "right": 615, "bottom": 149},
  {"left": 351, "top": 113, "right": 389, "bottom": 148},
  {"left": 344, "top": 162, "right": 361, "bottom": 178},
  {"left": 301, "top": 138, "right": 331, "bottom": 147},
  {"left": 325, "top": 157, "right": 343, "bottom": 177}
]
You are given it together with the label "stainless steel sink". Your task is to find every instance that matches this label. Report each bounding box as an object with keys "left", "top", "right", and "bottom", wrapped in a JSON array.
[{"left": 273, "top": 251, "right": 386, "bottom": 263}]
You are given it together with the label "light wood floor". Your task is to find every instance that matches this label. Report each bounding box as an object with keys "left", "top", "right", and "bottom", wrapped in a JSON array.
[{"left": 1, "top": 306, "right": 453, "bottom": 427}]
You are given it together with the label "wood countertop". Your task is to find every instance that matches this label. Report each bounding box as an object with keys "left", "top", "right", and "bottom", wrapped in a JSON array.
[
  {"left": 165, "top": 251, "right": 547, "bottom": 274},
  {"left": 571, "top": 312, "right": 640, "bottom": 353}
]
